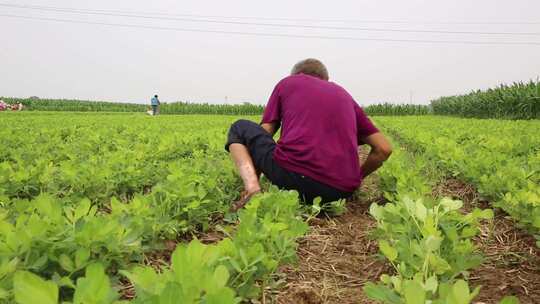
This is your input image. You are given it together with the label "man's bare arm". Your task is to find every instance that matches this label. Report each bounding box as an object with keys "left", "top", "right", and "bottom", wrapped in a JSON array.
[
  {"left": 360, "top": 132, "right": 392, "bottom": 178},
  {"left": 261, "top": 122, "right": 279, "bottom": 136}
]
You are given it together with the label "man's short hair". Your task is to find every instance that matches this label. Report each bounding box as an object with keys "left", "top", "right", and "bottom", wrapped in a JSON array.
[
  {"left": 291, "top": 58, "right": 329, "bottom": 81},
  {"left": 154, "top": 95, "right": 158, "bottom": 98}
]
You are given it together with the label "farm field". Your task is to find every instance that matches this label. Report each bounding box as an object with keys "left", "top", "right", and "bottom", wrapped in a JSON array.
[{"left": 0, "top": 112, "right": 539, "bottom": 304}]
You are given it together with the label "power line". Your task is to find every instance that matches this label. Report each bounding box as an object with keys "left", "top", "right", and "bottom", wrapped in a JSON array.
[
  {"left": 2, "top": 3, "right": 540, "bottom": 36},
  {"left": 3, "top": 14, "right": 540, "bottom": 46},
  {"left": 1, "top": 2, "right": 539, "bottom": 26}
]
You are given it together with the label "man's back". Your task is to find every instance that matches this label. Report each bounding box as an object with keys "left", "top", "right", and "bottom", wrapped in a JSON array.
[
  {"left": 262, "top": 74, "right": 378, "bottom": 192},
  {"left": 226, "top": 58, "right": 390, "bottom": 208}
]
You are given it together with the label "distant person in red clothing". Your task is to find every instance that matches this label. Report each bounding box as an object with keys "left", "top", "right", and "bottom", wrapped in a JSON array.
[{"left": 225, "top": 59, "right": 392, "bottom": 210}]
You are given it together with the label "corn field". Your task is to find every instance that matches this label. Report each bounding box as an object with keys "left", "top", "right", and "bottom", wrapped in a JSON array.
[
  {"left": 1, "top": 98, "right": 264, "bottom": 115},
  {"left": 2, "top": 98, "right": 147, "bottom": 112},
  {"left": 363, "top": 103, "right": 430, "bottom": 116},
  {"left": 5, "top": 79, "right": 539, "bottom": 119},
  {"left": 160, "top": 102, "right": 264, "bottom": 115},
  {"left": 430, "top": 80, "right": 540, "bottom": 119}
]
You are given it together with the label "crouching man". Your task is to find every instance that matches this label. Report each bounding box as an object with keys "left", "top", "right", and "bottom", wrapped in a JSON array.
[{"left": 225, "top": 59, "right": 392, "bottom": 210}]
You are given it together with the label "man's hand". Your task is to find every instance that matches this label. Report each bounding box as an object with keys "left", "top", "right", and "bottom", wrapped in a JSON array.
[{"left": 360, "top": 132, "right": 392, "bottom": 178}]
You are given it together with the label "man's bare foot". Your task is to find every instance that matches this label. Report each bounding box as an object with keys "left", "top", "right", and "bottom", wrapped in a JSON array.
[{"left": 230, "top": 189, "right": 261, "bottom": 212}]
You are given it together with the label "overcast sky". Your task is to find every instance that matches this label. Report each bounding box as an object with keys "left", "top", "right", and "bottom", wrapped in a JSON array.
[{"left": 1, "top": 0, "right": 539, "bottom": 106}]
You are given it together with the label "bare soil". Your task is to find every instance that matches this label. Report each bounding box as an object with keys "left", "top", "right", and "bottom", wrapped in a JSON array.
[{"left": 268, "top": 169, "right": 389, "bottom": 304}]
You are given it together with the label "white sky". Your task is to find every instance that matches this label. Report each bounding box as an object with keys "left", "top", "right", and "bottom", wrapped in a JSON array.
[{"left": 1, "top": 0, "right": 539, "bottom": 106}]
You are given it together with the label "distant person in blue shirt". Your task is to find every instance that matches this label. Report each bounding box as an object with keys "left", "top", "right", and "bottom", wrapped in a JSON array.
[{"left": 150, "top": 95, "right": 160, "bottom": 115}]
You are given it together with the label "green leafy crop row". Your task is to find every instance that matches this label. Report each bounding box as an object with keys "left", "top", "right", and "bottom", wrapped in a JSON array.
[
  {"left": 0, "top": 113, "right": 240, "bottom": 204},
  {"left": 0, "top": 113, "right": 310, "bottom": 303},
  {"left": 363, "top": 135, "right": 500, "bottom": 303},
  {"left": 376, "top": 116, "right": 540, "bottom": 245},
  {"left": 6, "top": 190, "right": 307, "bottom": 304}
]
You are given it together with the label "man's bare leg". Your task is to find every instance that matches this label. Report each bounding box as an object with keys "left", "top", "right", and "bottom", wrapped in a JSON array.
[{"left": 229, "top": 143, "right": 261, "bottom": 196}]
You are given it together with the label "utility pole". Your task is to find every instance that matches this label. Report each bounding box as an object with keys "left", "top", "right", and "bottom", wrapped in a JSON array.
[{"left": 409, "top": 91, "right": 413, "bottom": 104}]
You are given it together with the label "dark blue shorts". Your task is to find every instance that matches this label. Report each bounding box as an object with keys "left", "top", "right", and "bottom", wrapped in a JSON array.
[{"left": 225, "top": 119, "right": 352, "bottom": 203}]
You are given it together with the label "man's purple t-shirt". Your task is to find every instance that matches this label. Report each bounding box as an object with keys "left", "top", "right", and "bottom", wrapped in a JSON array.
[{"left": 261, "top": 74, "right": 379, "bottom": 192}]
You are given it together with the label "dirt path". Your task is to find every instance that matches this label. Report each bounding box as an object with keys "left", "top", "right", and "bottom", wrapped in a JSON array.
[
  {"left": 434, "top": 179, "right": 540, "bottom": 304},
  {"left": 270, "top": 167, "right": 388, "bottom": 304}
]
